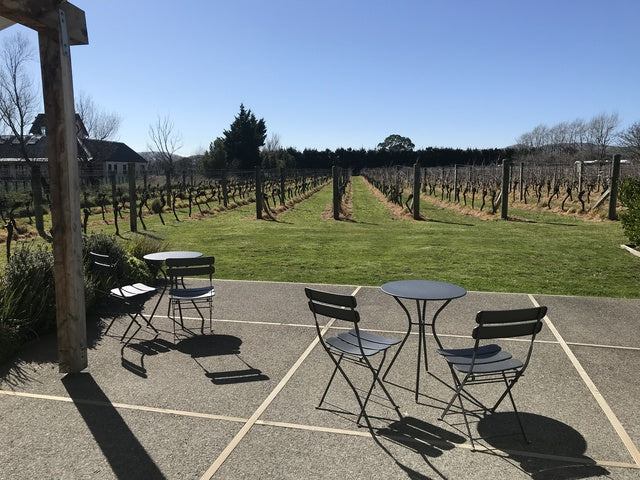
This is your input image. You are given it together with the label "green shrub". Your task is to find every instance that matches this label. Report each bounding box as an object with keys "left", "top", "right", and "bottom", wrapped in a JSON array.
[
  {"left": 0, "top": 244, "right": 56, "bottom": 333},
  {"left": 82, "top": 233, "right": 154, "bottom": 301},
  {"left": 619, "top": 177, "right": 640, "bottom": 246},
  {"left": 0, "top": 288, "right": 28, "bottom": 365},
  {"left": 125, "top": 235, "right": 169, "bottom": 260}
]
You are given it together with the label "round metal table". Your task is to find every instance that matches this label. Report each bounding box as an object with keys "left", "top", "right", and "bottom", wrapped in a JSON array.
[
  {"left": 143, "top": 251, "right": 203, "bottom": 262},
  {"left": 143, "top": 251, "right": 203, "bottom": 321},
  {"left": 381, "top": 280, "right": 467, "bottom": 401}
]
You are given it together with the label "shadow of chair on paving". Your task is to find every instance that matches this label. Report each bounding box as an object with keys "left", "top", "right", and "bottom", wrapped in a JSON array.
[
  {"left": 175, "top": 334, "right": 269, "bottom": 384},
  {"left": 362, "top": 415, "right": 464, "bottom": 480},
  {"left": 477, "top": 412, "right": 610, "bottom": 479},
  {"left": 377, "top": 416, "right": 466, "bottom": 457},
  {"left": 62, "top": 372, "right": 165, "bottom": 479},
  {"left": 120, "top": 335, "right": 175, "bottom": 378}
]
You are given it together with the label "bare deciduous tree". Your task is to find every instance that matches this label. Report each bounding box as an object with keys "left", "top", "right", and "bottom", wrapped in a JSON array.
[
  {"left": 586, "top": 112, "right": 619, "bottom": 161},
  {"left": 148, "top": 115, "right": 183, "bottom": 210},
  {"left": 75, "top": 91, "right": 121, "bottom": 140},
  {"left": 0, "top": 32, "right": 49, "bottom": 241},
  {"left": 619, "top": 121, "right": 640, "bottom": 161}
]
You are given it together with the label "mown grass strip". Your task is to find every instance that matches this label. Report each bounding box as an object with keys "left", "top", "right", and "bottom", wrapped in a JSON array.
[{"left": 12, "top": 177, "right": 640, "bottom": 298}]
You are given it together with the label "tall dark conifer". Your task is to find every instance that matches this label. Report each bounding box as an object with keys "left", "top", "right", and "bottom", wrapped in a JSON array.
[{"left": 222, "top": 104, "right": 267, "bottom": 169}]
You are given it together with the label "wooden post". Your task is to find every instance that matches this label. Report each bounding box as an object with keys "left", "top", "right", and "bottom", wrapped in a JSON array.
[
  {"left": 221, "top": 170, "right": 228, "bottom": 208},
  {"left": 453, "top": 164, "right": 458, "bottom": 203},
  {"left": 412, "top": 162, "right": 420, "bottom": 220},
  {"left": 279, "top": 167, "right": 286, "bottom": 205},
  {"left": 501, "top": 159, "right": 510, "bottom": 220},
  {"left": 332, "top": 165, "right": 340, "bottom": 220},
  {"left": 38, "top": 13, "right": 86, "bottom": 373},
  {"left": 255, "top": 166, "right": 263, "bottom": 219},
  {"left": 608, "top": 154, "right": 621, "bottom": 220},
  {"left": 577, "top": 160, "right": 583, "bottom": 195},
  {"left": 519, "top": 162, "right": 524, "bottom": 201},
  {"left": 128, "top": 162, "right": 137, "bottom": 232}
]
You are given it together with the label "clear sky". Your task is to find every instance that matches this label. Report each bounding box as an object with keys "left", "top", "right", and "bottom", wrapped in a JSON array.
[{"left": 1, "top": 0, "right": 638, "bottom": 156}]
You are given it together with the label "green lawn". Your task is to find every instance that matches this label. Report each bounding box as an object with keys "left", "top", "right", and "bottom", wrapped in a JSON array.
[{"left": 98, "top": 176, "right": 638, "bottom": 298}]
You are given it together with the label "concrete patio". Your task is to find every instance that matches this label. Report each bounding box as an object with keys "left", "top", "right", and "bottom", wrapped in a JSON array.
[{"left": 1, "top": 279, "right": 639, "bottom": 479}]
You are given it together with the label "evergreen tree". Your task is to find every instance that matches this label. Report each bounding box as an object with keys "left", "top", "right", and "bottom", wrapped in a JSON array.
[
  {"left": 222, "top": 104, "right": 267, "bottom": 169},
  {"left": 200, "top": 137, "right": 227, "bottom": 175}
]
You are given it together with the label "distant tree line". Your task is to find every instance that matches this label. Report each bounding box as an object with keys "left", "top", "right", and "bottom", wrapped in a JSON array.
[{"left": 515, "top": 112, "right": 640, "bottom": 165}]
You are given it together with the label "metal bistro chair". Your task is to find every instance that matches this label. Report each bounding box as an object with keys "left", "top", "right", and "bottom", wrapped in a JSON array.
[
  {"left": 88, "top": 252, "right": 157, "bottom": 343},
  {"left": 437, "top": 306, "right": 547, "bottom": 448},
  {"left": 305, "top": 287, "right": 401, "bottom": 429},
  {"left": 166, "top": 256, "right": 215, "bottom": 341}
]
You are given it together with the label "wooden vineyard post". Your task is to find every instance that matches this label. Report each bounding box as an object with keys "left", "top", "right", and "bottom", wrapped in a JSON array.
[
  {"left": 222, "top": 170, "right": 229, "bottom": 208},
  {"left": 110, "top": 172, "right": 119, "bottom": 235},
  {"left": 519, "top": 162, "right": 524, "bottom": 201},
  {"left": 279, "top": 167, "right": 286, "bottom": 205},
  {"left": 413, "top": 162, "right": 421, "bottom": 220},
  {"left": 577, "top": 161, "right": 584, "bottom": 196},
  {"left": 501, "top": 159, "right": 511, "bottom": 219},
  {"left": 255, "top": 166, "right": 263, "bottom": 219},
  {"left": 608, "top": 154, "right": 621, "bottom": 220},
  {"left": 453, "top": 164, "right": 458, "bottom": 203},
  {"left": 333, "top": 165, "right": 340, "bottom": 220},
  {"left": 128, "top": 162, "right": 137, "bottom": 232}
]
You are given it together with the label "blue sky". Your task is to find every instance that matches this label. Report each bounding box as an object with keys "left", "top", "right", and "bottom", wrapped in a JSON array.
[{"left": 1, "top": 0, "right": 638, "bottom": 156}]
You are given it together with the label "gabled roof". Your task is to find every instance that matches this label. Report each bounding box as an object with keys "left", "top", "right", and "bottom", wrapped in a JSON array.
[
  {"left": 0, "top": 135, "right": 147, "bottom": 164},
  {"left": 83, "top": 139, "right": 147, "bottom": 164},
  {"left": 0, "top": 134, "right": 48, "bottom": 159},
  {"left": 29, "top": 113, "right": 89, "bottom": 138}
]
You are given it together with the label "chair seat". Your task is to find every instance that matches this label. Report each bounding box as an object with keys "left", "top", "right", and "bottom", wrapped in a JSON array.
[
  {"left": 453, "top": 356, "right": 523, "bottom": 374},
  {"left": 326, "top": 336, "right": 382, "bottom": 357},
  {"left": 336, "top": 331, "right": 399, "bottom": 353},
  {"left": 168, "top": 286, "right": 215, "bottom": 300},
  {"left": 347, "top": 329, "right": 401, "bottom": 346},
  {"left": 110, "top": 283, "right": 156, "bottom": 299},
  {"left": 437, "top": 343, "right": 501, "bottom": 358},
  {"left": 441, "top": 349, "right": 513, "bottom": 366}
]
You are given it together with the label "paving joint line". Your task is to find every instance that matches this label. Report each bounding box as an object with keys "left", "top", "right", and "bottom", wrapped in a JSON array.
[
  {"left": 529, "top": 294, "right": 640, "bottom": 466},
  {"left": 1, "top": 388, "right": 637, "bottom": 471},
  {"left": 198, "top": 285, "right": 364, "bottom": 479},
  {"left": 137, "top": 315, "right": 637, "bottom": 352}
]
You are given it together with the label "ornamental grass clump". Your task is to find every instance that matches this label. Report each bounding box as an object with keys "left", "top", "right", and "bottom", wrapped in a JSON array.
[{"left": 0, "top": 244, "right": 56, "bottom": 365}]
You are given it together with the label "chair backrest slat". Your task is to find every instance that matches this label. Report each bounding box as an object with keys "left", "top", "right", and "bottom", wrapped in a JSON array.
[
  {"left": 166, "top": 256, "right": 215, "bottom": 279},
  {"left": 307, "top": 300, "right": 360, "bottom": 323},
  {"left": 167, "top": 265, "right": 215, "bottom": 278},
  {"left": 305, "top": 287, "right": 359, "bottom": 323},
  {"left": 473, "top": 321, "right": 543, "bottom": 339},
  {"left": 305, "top": 288, "right": 356, "bottom": 308},
  {"left": 476, "top": 307, "right": 547, "bottom": 324},
  {"left": 88, "top": 251, "right": 116, "bottom": 273},
  {"left": 473, "top": 306, "right": 547, "bottom": 340},
  {"left": 166, "top": 256, "right": 214, "bottom": 267}
]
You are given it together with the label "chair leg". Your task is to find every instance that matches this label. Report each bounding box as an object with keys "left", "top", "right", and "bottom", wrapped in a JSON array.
[
  {"left": 456, "top": 388, "right": 476, "bottom": 450},
  {"left": 121, "top": 319, "right": 142, "bottom": 346},
  {"left": 189, "top": 299, "right": 207, "bottom": 334},
  {"left": 318, "top": 355, "right": 342, "bottom": 409},
  {"left": 120, "top": 314, "right": 142, "bottom": 342},
  {"left": 493, "top": 372, "right": 529, "bottom": 443},
  {"left": 103, "top": 315, "right": 117, "bottom": 335},
  {"left": 362, "top": 352, "right": 401, "bottom": 421}
]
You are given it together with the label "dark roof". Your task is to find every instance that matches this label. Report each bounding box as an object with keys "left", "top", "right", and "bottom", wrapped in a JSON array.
[
  {"left": 83, "top": 139, "right": 147, "bottom": 164},
  {"left": 0, "top": 135, "right": 146, "bottom": 164},
  {"left": 0, "top": 135, "right": 48, "bottom": 160},
  {"left": 29, "top": 113, "right": 89, "bottom": 138}
]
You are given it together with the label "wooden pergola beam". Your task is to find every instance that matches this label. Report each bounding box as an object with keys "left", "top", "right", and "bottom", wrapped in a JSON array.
[
  {"left": 0, "top": 0, "right": 87, "bottom": 45},
  {"left": 0, "top": 0, "right": 88, "bottom": 373}
]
